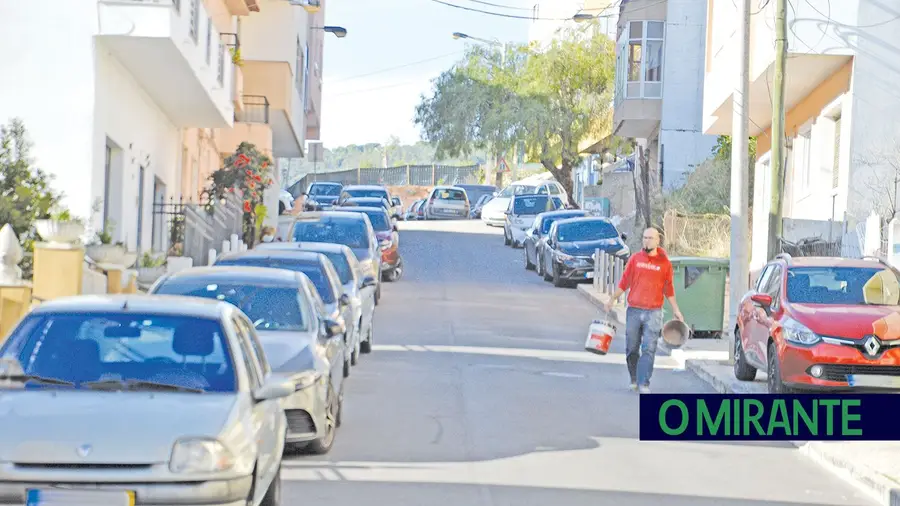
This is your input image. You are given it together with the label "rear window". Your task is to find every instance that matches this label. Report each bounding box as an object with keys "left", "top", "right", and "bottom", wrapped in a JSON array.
[
  {"left": 513, "top": 196, "right": 554, "bottom": 215},
  {"left": 292, "top": 220, "right": 369, "bottom": 249},
  {"left": 308, "top": 184, "right": 341, "bottom": 197},
  {"left": 346, "top": 188, "right": 388, "bottom": 199},
  {"left": 360, "top": 210, "right": 390, "bottom": 231},
  {"left": 214, "top": 258, "right": 336, "bottom": 304},
  {"left": 556, "top": 220, "right": 619, "bottom": 242},
  {"left": 434, "top": 189, "right": 466, "bottom": 201},
  {"left": 786, "top": 266, "right": 900, "bottom": 305}
]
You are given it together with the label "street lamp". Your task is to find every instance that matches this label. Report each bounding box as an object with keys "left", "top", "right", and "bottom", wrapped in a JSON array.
[
  {"left": 311, "top": 26, "right": 348, "bottom": 38},
  {"left": 451, "top": 31, "right": 506, "bottom": 65}
]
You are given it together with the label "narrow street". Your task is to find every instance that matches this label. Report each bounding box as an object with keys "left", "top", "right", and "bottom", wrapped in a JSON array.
[{"left": 280, "top": 220, "right": 877, "bottom": 506}]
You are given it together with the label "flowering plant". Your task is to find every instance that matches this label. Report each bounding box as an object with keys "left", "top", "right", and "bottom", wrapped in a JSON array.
[{"left": 202, "top": 142, "right": 275, "bottom": 245}]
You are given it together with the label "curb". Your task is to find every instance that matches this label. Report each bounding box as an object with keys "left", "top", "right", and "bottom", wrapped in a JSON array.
[{"left": 684, "top": 359, "right": 900, "bottom": 506}]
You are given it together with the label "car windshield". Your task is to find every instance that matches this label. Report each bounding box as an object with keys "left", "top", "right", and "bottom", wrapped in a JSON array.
[
  {"left": 434, "top": 189, "right": 466, "bottom": 201},
  {"left": 308, "top": 184, "right": 341, "bottom": 196},
  {"left": 152, "top": 282, "right": 309, "bottom": 331},
  {"left": 0, "top": 312, "right": 236, "bottom": 392},
  {"left": 513, "top": 196, "right": 554, "bottom": 215},
  {"left": 541, "top": 213, "right": 585, "bottom": 234},
  {"left": 499, "top": 184, "right": 537, "bottom": 198},
  {"left": 346, "top": 188, "right": 388, "bottom": 199},
  {"left": 215, "top": 258, "right": 336, "bottom": 304},
  {"left": 786, "top": 266, "right": 900, "bottom": 305},
  {"left": 557, "top": 220, "right": 619, "bottom": 242},
  {"left": 292, "top": 220, "right": 369, "bottom": 249}
]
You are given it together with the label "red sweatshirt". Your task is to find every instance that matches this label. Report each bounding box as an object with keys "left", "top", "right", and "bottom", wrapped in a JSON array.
[{"left": 617, "top": 247, "right": 675, "bottom": 310}]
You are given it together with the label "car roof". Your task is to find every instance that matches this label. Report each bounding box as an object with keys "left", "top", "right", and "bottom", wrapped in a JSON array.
[
  {"left": 432, "top": 185, "right": 464, "bottom": 190},
  {"left": 783, "top": 256, "right": 889, "bottom": 269},
  {"left": 216, "top": 249, "right": 323, "bottom": 264},
  {"left": 158, "top": 266, "right": 305, "bottom": 287},
  {"left": 335, "top": 205, "right": 387, "bottom": 213},
  {"left": 294, "top": 211, "right": 368, "bottom": 222},
  {"left": 345, "top": 196, "right": 385, "bottom": 201},
  {"left": 512, "top": 193, "right": 550, "bottom": 199},
  {"left": 310, "top": 181, "right": 342, "bottom": 186},
  {"left": 30, "top": 294, "right": 231, "bottom": 319},
  {"left": 456, "top": 184, "right": 497, "bottom": 189},
  {"left": 541, "top": 210, "right": 588, "bottom": 218},
  {"left": 258, "top": 241, "right": 351, "bottom": 254},
  {"left": 552, "top": 216, "right": 614, "bottom": 226},
  {"left": 343, "top": 185, "right": 386, "bottom": 190}
]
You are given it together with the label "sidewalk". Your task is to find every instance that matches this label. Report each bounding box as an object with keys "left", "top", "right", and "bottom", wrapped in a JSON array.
[{"left": 576, "top": 283, "right": 900, "bottom": 506}]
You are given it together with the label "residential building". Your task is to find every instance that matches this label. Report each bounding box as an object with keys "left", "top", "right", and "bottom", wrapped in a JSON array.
[
  {"left": 702, "top": 0, "right": 900, "bottom": 270},
  {"left": 0, "top": 0, "right": 240, "bottom": 253},
  {"left": 613, "top": 0, "right": 718, "bottom": 192},
  {"left": 305, "top": 0, "right": 325, "bottom": 142}
]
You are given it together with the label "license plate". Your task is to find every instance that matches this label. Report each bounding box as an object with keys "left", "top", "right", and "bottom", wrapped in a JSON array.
[
  {"left": 585, "top": 272, "right": 594, "bottom": 278},
  {"left": 846, "top": 374, "right": 900, "bottom": 388},
  {"left": 27, "top": 489, "right": 135, "bottom": 506}
]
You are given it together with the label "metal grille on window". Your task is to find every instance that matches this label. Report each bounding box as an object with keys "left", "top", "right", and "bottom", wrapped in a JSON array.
[
  {"left": 217, "top": 43, "right": 225, "bottom": 85},
  {"left": 189, "top": 0, "right": 199, "bottom": 42}
]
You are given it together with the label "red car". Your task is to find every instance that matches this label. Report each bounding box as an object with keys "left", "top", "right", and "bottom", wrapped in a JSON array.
[{"left": 734, "top": 254, "right": 900, "bottom": 393}]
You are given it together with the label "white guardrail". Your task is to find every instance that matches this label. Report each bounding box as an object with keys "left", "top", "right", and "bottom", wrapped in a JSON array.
[{"left": 593, "top": 248, "right": 626, "bottom": 295}]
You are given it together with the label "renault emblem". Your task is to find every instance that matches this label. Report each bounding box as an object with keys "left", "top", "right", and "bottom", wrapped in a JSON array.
[
  {"left": 76, "top": 444, "right": 92, "bottom": 458},
  {"left": 864, "top": 336, "right": 881, "bottom": 356}
]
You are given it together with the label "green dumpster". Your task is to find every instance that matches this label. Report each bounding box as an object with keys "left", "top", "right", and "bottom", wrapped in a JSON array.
[{"left": 662, "top": 257, "right": 729, "bottom": 337}]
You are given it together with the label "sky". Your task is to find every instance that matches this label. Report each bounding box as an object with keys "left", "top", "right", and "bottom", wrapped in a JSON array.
[{"left": 318, "top": 0, "right": 541, "bottom": 149}]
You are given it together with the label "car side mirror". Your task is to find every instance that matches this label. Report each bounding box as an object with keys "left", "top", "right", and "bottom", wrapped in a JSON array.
[
  {"left": 361, "top": 275, "right": 377, "bottom": 288},
  {"left": 323, "top": 318, "right": 345, "bottom": 338},
  {"left": 253, "top": 377, "right": 295, "bottom": 401},
  {"left": 750, "top": 293, "right": 773, "bottom": 307},
  {"left": 339, "top": 293, "right": 351, "bottom": 306},
  {"left": 621, "top": 233, "right": 628, "bottom": 241}
]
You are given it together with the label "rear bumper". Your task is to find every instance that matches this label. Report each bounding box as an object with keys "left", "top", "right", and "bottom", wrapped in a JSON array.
[
  {"left": 428, "top": 208, "right": 468, "bottom": 219},
  {"left": 0, "top": 475, "right": 254, "bottom": 505}
]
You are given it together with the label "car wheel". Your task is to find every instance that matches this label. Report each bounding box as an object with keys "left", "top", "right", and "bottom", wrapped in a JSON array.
[
  {"left": 543, "top": 259, "right": 553, "bottom": 282},
  {"left": 375, "top": 282, "right": 381, "bottom": 305},
  {"left": 360, "top": 322, "right": 373, "bottom": 354},
  {"left": 733, "top": 327, "right": 757, "bottom": 381},
  {"left": 343, "top": 353, "right": 351, "bottom": 378},
  {"left": 537, "top": 253, "right": 545, "bottom": 276},
  {"left": 306, "top": 392, "right": 337, "bottom": 455},
  {"left": 351, "top": 323, "right": 361, "bottom": 365},
  {"left": 524, "top": 248, "right": 535, "bottom": 270},
  {"left": 504, "top": 228, "right": 511, "bottom": 246},
  {"left": 258, "top": 464, "right": 282, "bottom": 506},
  {"left": 552, "top": 264, "right": 566, "bottom": 288},
  {"left": 767, "top": 341, "right": 795, "bottom": 393}
]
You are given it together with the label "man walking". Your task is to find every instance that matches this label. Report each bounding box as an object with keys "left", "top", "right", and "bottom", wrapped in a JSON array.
[{"left": 603, "top": 227, "right": 683, "bottom": 393}]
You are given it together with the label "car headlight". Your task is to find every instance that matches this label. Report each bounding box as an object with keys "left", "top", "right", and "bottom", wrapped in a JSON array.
[
  {"left": 295, "top": 371, "right": 323, "bottom": 391},
  {"left": 555, "top": 252, "right": 574, "bottom": 262},
  {"left": 782, "top": 318, "right": 820, "bottom": 345},
  {"left": 169, "top": 439, "right": 234, "bottom": 474}
]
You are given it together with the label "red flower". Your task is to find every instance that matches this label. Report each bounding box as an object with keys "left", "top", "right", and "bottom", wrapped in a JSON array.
[
  {"left": 251, "top": 192, "right": 258, "bottom": 199},
  {"left": 245, "top": 169, "right": 252, "bottom": 176},
  {"left": 243, "top": 200, "right": 251, "bottom": 212},
  {"left": 254, "top": 174, "right": 262, "bottom": 182},
  {"left": 227, "top": 187, "right": 233, "bottom": 192},
  {"left": 248, "top": 182, "right": 256, "bottom": 189},
  {"left": 261, "top": 161, "right": 269, "bottom": 168}
]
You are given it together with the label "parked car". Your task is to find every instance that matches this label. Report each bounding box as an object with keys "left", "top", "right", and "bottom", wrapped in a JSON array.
[
  {"left": 341, "top": 196, "right": 396, "bottom": 219},
  {"left": 734, "top": 254, "right": 900, "bottom": 393},
  {"left": 0, "top": 294, "right": 293, "bottom": 506},
  {"left": 149, "top": 267, "right": 347, "bottom": 454},
  {"left": 335, "top": 206, "right": 402, "bottom": 282},
  {"left": 390, "top": 196, "right": 404, "bottom": 219},
  {"left": 424, "top": 186, "right": 470, "bottom": 220},
  {"left": 301, "top": 181, "right": 344, "bottom": 211},
  {"left": 257, "top": 241, "right": 377, "bottom": 354},
  {"left": 414, "top": 199, "right": 427, "bottom": 220},
  {"left": 541, "top": 216, "right": 629, "bottom": 287},
  {"left": 337, "top": 185, "right": 391, "bottom": 206},
  {"left": 470, "top": 194, "right": 494, "bottom": 219},
  {"left": 455, "top": 184, "right": 498, "bottom": 213},
  {"left": 522, "top": 209, "right": 590, "bottom": 275},
  {"left": 287, "top": 211, "right": 383, "bottom": 304},
  {"left": 213, "top": 249, "right": 356, "bottom": 377},
  {"left": 481, "top": 180, "right": 569, "bottom": 227},
  {"left": 405, "top": 200, "right": 422, "bottom": 221},
  {"left": 503, "top": 194, "right": 561, "bottom": 248}
]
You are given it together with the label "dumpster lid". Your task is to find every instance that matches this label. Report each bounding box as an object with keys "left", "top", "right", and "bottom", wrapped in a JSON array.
[{"left": 669, "top": 257, "right": 730, "bottom": 268}]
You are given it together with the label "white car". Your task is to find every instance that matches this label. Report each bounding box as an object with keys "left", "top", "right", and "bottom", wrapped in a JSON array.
[
  {"left": 424, "top": 186, "right": 470, "bottom": 220},
  {"left": 481, "top": 180, "right": 569, "bottom": 227},
  {"left": 0, "top": 294, "right": 293, "bottom": 506},
  {"left": 279, "top": 189, "right": 295, "bottom": 215}
]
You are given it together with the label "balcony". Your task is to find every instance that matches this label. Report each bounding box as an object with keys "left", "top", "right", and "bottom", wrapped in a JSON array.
[
  {"left": 235, "top": 95, "right": 270, "bottom": 123},
  {"left": 612, "top": 20, "right": 664, "bottom": 138},
  {"left": 217, "top": 95, "right": 273, "bottom": 156},
  {"left": 96, "top": 0, "right": 234, "bottom": 128},
  {"left": 240, "top": 61, "right": 305, "bottom": 158}
]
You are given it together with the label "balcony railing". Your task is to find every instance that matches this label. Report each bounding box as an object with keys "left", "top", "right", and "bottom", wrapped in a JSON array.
[{"left": 234, "top": 95, "right": 269, "bottom": 123}]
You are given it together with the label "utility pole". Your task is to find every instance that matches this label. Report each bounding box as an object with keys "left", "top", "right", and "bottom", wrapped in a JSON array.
[
  {"left": 767, "top": 0, "right": 788, "bottom": 260},
  {"left": 728, "top": 0, "right": 751, "bottom": 364}
]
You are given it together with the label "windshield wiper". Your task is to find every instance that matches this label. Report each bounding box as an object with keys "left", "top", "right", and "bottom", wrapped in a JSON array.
[
  {"left": 82, "top": 379, "right": 204, "bottom": 393},
  {"left": 0, "top": 374, "right": 75, "bottom": 387}
]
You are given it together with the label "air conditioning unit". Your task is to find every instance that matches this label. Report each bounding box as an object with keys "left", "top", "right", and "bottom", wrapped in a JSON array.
[{"left": 287, "top": 0, "right": 320, "bottom": 13}]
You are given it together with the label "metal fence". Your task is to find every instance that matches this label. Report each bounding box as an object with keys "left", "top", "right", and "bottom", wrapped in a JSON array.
[
  {"left": 593, "top": 249, "right": 627, "bottom": 295},
  {"left": 778, "top": 236, "right": 843, "bottom": 257},
  {"left": 152, "top": 194, "right": 243, "bottom": 267},
  {"left": 235, "top": 95, "right": 269, "bottom": 124},
  {"left": 286, "top": 164, "right": 482, "bottom": 196}
]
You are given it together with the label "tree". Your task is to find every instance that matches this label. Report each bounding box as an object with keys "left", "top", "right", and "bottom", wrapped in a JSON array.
[
  {"left": 415, "top": 22, "right": 616, "bottom": 195},
  {"left": 0, "top": 118, "right": 64, "bottom": 274}
]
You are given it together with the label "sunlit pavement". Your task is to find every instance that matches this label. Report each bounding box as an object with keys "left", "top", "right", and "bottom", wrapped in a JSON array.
[{"left": 281, "top": 219, "right": 877, "bottom": 505}]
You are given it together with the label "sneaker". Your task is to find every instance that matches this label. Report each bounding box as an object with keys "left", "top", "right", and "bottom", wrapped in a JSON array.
[
  {"left": 629, "top": 382, "right": 638, "bottom": 391},
  {"left": 638, "top": 385, "right": 651, "bottom": 394}
]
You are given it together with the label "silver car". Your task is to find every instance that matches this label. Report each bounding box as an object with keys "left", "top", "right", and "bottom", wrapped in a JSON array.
[
  {"left": 0, "top": 294, "right": 293, "bottom": 506},
  {"left": 150, "top": 267, "right": 348, "bottom": 455},
  {"left": 425, "top": 186, "right": 470, "bottom": 220}
]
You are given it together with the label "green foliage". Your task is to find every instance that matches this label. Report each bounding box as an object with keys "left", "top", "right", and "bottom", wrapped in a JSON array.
[
  {"left": 666, "top": 158, "right": 731, "bottom": 215},
  {"left": 712, "top": 135, "right": 758, "bottom": 163},
  {"left": 0, "top": 118, "right": 64, "bottom": 277},
  {"left": 203, "top": 142, "right": 274, "bottom": 246},
  {"left": 414, "top": 22, "right": 616, "bottom": 195}
]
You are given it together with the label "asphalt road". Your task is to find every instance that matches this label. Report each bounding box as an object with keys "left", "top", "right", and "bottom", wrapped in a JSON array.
[{"left": 282, "top": 219, "right": 876, "bottom": 506}]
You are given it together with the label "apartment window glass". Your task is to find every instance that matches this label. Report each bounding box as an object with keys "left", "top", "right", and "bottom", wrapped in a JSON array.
[
  {"left": 296, "top": 38, "right": 304, "bottom": 92},
  {"left": 205, "top": 18, "right": 212, "bottom": 64},
  {"left": 832, "top": 113, "right": 842, "bottom": 189},
  {"left": 189, "top": 0, "right": 199, "bottom": 42},
  {"left": 303, "top": 44, "right": 311, "bottom": 112},
  {"left": 217, "top": 42, "right": 225, "bottom": 85},
  {"left": 625, "top": 20, "right": 664, "bottom": 99}
]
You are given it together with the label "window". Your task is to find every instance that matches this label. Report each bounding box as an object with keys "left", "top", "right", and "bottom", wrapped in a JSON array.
[
  {"left": 832, "top": 113, "right": 842, "bottom": 189},
  {"left": 232, "top": 318, "right": 262, "bottom": 389},
  {"left": 237, "top": 316, "right": 271, "bottom": 376},
  {"left": 549, "top": 184, "right": 561, "bottom": 195},
  {"left": 303, "top": 44, "right": 311, "bottom": 112},
  {"left": 205, "top": 18, "right": 212, "bottom": 64},
  {"left": 189, "top": 0, "right": 199, "bottom": 42},
  {"left": 622, "top": 20, "right": 664, "bottom": 99},
  {"left": 217, "top": 42, "right": 225, "bottom": 85},
  {"left": 797, "top": 128, "right": 812, "bottom": 192},
  {"left": 296, "top": 37, "right": 304, "bottom": 92},
  {"left": 786, "top": 267, "right": 900, "bottom": 306}
]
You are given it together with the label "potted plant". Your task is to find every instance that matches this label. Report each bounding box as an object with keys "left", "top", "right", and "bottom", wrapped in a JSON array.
[
  {"left": 85, "top": 220, "right": 127, "bottom": 264},
  {"left": 34, "top": 208, "right": 86, "bottom": 246},
  {"left": 136, "top": 251, "right": 167, "bottom": 285}
]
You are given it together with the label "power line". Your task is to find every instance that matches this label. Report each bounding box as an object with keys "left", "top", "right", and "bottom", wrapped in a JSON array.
[
  {"left": 329, "top": 51, "right": 464, "bottom": 83},
  {"left": 427, "top": 0, "right": 570, "bottom": 20},
  {"left": 329, "top": 80, "right": 426, "bottom": 97},
  {"left": 464, "top": 0, "right": 532, "bottom": 11}
]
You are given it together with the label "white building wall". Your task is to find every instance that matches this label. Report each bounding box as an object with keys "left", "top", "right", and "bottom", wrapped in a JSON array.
[
  {"left": 93, "top": 48, "right": 180, "bottom": 251},
  {"left": 657, "top": 0, "right": 717, "bottom": 190},
  {"left": 0, "top": 0, "right": 98, "bottom": 223}
]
